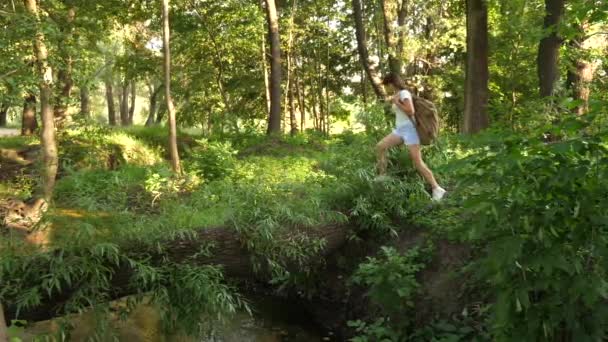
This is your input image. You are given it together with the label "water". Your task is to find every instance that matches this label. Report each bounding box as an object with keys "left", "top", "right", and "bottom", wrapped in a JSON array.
[{"left": 17, "top": 295, "right": 328, "bottom": 342}]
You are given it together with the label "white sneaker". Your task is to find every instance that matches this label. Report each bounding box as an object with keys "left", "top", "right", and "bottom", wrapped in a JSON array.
[{"left": 432, "top": 186, "right": 446, "bottom": 201}]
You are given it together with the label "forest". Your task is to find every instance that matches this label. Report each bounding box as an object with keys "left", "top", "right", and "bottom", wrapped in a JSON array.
[{"left": 0, "top": 0, "right": 607, "bottom": 340}]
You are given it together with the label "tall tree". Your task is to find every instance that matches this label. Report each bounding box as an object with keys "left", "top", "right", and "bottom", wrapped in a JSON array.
[
  {"left": 146, "top": 82, "right": 162, "bottom": 126},
  {"left": 128, "top": 81, "right": 136, "bottom": 124},
  {"left": 263, "top": 0, "right": 282, "bottom": 135},
  {"left": 105, "top": 80, "right": 117, "bottom": 126},
  {"left": 53, "top": 6, "right": 76, "bottom": 126},
  {"left": 162, "top": 0, "right": 181, "bottom": 174},
  {"left": 0, "top": 303, "right": 6, "bottom": 342},
  {"left": 260, "top": 19, "right": 271, "bottom": 117},
  {"left": 21, "top": 94, "right": 37, "bottom": 135},
  {"left": 80, "top": 86, "right": 90, "bottom": 118},
  {"left": 463, "top": 0, "right": 489, "bottom": 134},
  {"left": 0, "top": 103, "right": 8, "bottom": 127},
  {"left": 24, "top": 0, "right": 58, "bottom": 200},
  {"left": 537, "top": 0, "right": 565, "bottom": 97},
  {"left": 380, "top": 0, "right": 402, "bottom": 76},
  {"left": 352, "top": 0, "right": 386, "bottom": 99},
  {"left": 120, "top": 81, "right": 129, "bottom": 126}
]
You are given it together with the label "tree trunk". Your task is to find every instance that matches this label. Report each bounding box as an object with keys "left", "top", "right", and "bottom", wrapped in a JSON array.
[
  {"left": 24, "top": 0, "right": 58, "bottom": 201},
  {"left": 146, "top": 83, "right": 162, "bottom": 127},
  {"left": 105, "top": 81, "right": 117, "bottom": 126},
  {"left": 156, "top": 102, "right": 166, "bottom": 124},
  {"left": 21, "top": 94, "right": 37, "bottom": 136},
  {"left": 0, "top": 303, "right": 6, "bottom": 342},
  {"left": 260, "top": 17, "right": 271, "bottom": 117},
  {"left": 311, "top": 79, "right": 319, "bottom": 130},
  {"left": 0, "top": 104, "right": 8, "bottom": 127},
  {"left": 162, "top": 0, "right": 182, "bottom": 174},
  {"left": 80, "top": 86, "right": 90, "bottom": 118},
  {"left": 284, "top": 0, "right": 298, "bottom": 135},
  {"left": 380, "top": 0, "right": 401, "bottom": 76},
  {"left": 120, "top": 81, "right": 129, "bottom": 126},
  {"left": 128, "top": 81, "right": 136, "bottom": 125},
  {"left": 463, "top": 0, "right": 489, "bottom": 134},
  {"left": 567, "top": 60, "right": 595, "bottom": 115},
  {"left": 289, "top": 79, "right": 297, "bottom": 135},
  {"left": 566, "top": 22, "right": 596, "bottom": 115},
  {"left": 396, "top": 0, "right": 408, "bottom": 59},
  {"left": 6, "top": 224, "right": 349, "bottom": 323},
  {"left": 537, "top": 0, "right": 565, "bottom": 97},
  {"left": 352, "top": 0, "right": 386, "bottom": 99},
  {"left": 54, "top": 6, "right": 76, "bottom": 126},
  {"left": 263, "top": 0, "right": 282, "bottom": 135},
  {"left": 325, "top": 37, "right": 331, "bottom": 135},
  {"left": 294, "top": 60, "right": 305, "bottom": 130}
]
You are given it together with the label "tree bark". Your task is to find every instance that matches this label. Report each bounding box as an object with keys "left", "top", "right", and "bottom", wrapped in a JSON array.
[
  {"left": 120, "top": 81, "right": 129, "bottom": 126},
  {"left": 24, "top": 0, "right": 58, "bottom": 201},
  {"left": 128, "top": 81, "right": 136, "bottom": 125},
  {"left": 80, "top": 86, "right": 90, "bottom": 118},
  {"left": 567, "top": 60, "right": 595, "bottom": 115},
  {"left": 53, "top": 7, "right": 76, "bottom": 126},
  {"left": 5, "top": 224, "right": 349, "bottom": 323},
  {"left": 463, "top": 0, "right": 489, "bottom": 134},
  {"left": 105, "top": 81, "right": 117, "bottom": 126},
  {"left": 352, "top": 0, "right": 386, "bottom": 99},
  {"left": 396, "top": 0, "right": 408, "bottom": 59},
  {"left": 21, "top": 94, "right": 37, "bottom": 136},
  {"left": 0, "top": 104, "right": 8, "bottom": 127},
  {"left": 285, "top": 0, "right": 298, "bottom": 135},
  {"left": 0, "top": 303, "right": 6, "bottom": 342},
  {"left": 289, "top": 78, "right": 297, "bottom": 135},
  {"left": 146, "top": 83, "right": 162, "bottom": 127},
  {"left": 162, "top": 0, "right": 182, "bottom": 174},
  {"left": 263, "top": 0, "right": 282, "bottom": 135},
  {"left": 156, "top": 102, "right": 166, "bottom": 124},
  {"left": 566, "top": 22, "right": 596, "bottom": 115},
  {"left": 380, "top": 0, "right": 402, "bottom": 76},
  {"left": 294, "top": 59, "right": 306, "bottom": 130},
  {"left": 537, "top": 0, "right": 565, "bottom": 97},
  {"left": 311, "top": 78, "right": 319, "bottom": 130},
  {"left": 260, "top": 17, "right": 271, "bottom": 117}
]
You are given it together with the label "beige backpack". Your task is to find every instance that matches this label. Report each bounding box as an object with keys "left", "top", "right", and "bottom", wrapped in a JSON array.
[{"left": 412, "top": 96, "right": 440, "bottom": 145}]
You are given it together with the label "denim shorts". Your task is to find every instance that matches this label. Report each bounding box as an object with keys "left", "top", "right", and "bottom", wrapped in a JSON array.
[{"left": 393, "top": 121, "right": 420, "bottom": 146}]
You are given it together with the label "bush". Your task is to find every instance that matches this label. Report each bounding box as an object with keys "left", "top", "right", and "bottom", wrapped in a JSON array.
[
  {"left": 457, "top": 116, "right": 608, "bottom": 340},
  {"left": 184, "top": 139, "right": 237, "bottom": 181}
]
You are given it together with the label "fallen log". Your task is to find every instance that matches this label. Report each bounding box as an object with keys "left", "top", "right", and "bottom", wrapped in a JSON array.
[{"left": 3, "top": 223, "right": 350, "bottom": 324}]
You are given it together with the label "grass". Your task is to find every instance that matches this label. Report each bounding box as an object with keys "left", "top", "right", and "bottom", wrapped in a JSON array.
[{"left": 0, "top": 135, "right": 38, "bottom": 149}]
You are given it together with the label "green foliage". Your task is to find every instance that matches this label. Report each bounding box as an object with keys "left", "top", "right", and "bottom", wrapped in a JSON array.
[
  {"left": 348, "top": 246, "right": 428, "bottom": 341},
  {"left": 355, "top": 103, "right": 392, "bottom": 139},
  {"left": 59, "top": 126, "right": 162, "bottom": 170},
  {"left": 348, "top": 318, "right": 401, "bottom": 342},
  {"left": 456, "top": 116, "right": 608, "bottom": 340},
  {"left": 144, "top": 264, "right": 248, "bottom": 336},
  {"left": 351, "top": 246, "right": 425, "bottom": 316},
  {"left": 184, "top": 139, "right": 237, "bottom": 181}
]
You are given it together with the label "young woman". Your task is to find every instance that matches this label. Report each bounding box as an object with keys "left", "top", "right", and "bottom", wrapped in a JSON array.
[{"left": 376, "top": 74, "right": 446, "bottom": 201}]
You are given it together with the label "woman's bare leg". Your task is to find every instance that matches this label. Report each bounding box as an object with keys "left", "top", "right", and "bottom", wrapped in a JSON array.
[
  {"left": 376, "top": 133, "right": 403, "bottom": 175},
  {"left": 407, "top": 144, "right": 439, "bottom": 189}
]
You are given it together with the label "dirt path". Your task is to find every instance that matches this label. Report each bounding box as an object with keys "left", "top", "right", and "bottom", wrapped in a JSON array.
[{"left": 0, "top": 128, "right": 19, "bottom": 137}]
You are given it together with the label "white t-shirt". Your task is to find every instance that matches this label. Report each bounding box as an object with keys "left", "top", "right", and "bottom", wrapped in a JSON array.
[{"left": 393, "top": 89, "right": 413, "bottom": 127}]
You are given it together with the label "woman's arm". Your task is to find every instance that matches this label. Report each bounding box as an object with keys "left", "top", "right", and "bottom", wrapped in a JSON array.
[{"left": 392, "top": 95, "right": 416, "bottom": 117}]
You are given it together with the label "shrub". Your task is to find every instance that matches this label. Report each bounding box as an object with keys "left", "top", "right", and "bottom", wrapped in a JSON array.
[
  {"left": 184, "top": 139, "right": 237, "bottom": 181},
  {"left": 457, "top": 116, "right": 608, "bottom": 340}
]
